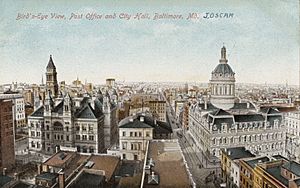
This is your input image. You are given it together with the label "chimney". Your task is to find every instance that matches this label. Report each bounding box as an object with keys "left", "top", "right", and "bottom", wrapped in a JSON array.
[
  {"left": 129, "top": 118, "right": 133, "bottom": 122},
  {"left": 140, "top": 116, "right": 144, "bottom": 122},
  {"left": 56, "top": 146, "right": 60, "bottom": 153},
  {"left": 37, "top": 164, "right": 42, "bottom": 174},
  {"left": 204, "top": 100, "right": 207, "bottom": 110},
  {"left": 2, "top": 168, "right": 6, "bottom": 176},
  {"left": 58, "top": 172, "right": 65, "bottom": 188},
  {"left": 247, "top": 102, "right": 250, "bottom": 109},
  {"left": 228, "top": 151, "right": 231, "bottom": 156},
  {"left": 154, "top": 119, "right": 157, "bottom": 125}
]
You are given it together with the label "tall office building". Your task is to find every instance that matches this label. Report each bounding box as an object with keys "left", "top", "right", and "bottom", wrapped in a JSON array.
[{"left": 0, "top": 99, "right": 15, "bottom": 170}]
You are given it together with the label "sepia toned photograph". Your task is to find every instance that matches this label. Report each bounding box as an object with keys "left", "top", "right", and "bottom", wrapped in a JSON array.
[{"left": 0, "top": 0, "right": 299, "bottom": 187}]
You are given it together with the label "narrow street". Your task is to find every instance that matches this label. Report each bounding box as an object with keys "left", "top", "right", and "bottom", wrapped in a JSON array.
[{"left": 161, "top": 92, "right": 219, "bottom": 188}]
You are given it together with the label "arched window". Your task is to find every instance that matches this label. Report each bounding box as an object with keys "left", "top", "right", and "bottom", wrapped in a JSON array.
[{"left": 53, "top": 122, "right": 63, "bottom": 131}]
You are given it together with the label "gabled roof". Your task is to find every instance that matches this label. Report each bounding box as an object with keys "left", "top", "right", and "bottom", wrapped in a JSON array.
[
  {"left": 30, "top": 106, "right": 44, "bottom": 117},
  {"left": 53, "top": 100, "right": 64, "bottom": 114},
  {"left": 75, "top": 104, "right": 97, "bottom": 119},
  {"left": 147, "top": 173, "right": 159, "bottom": 185},
  {"left": 46, "top": 55, "right": 56, "bottom": 69}
]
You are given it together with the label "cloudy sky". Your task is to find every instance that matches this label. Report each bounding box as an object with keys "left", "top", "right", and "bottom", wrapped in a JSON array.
[{"left": 0, "top": 0, "right": 299, "bottom": 85}]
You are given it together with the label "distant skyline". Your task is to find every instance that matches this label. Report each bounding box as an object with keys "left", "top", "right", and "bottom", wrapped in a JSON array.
[{"left": 0, "top": 0, "right": 299, "bottom": 85}]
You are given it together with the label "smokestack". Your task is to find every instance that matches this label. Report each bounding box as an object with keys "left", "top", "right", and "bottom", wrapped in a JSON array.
[
  {"left": 58, "top": 172, "right": 65, "bottom": 188},
  {"left": 2, "top": 168, "right": 6, "bottom": 176}
]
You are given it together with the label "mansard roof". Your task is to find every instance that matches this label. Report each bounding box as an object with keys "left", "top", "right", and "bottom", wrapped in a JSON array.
[
  {"left": 234, "top": 114, "right": 264, "bottom": 122},
  {"left": 260, "top": 107, "right": 281, "bottom": 115},
  {"left": 211, "top": 109, "right": 232, "bottom": 116},
  {"left": 231, "top": 102, "right": 255, "bottom": 110}
]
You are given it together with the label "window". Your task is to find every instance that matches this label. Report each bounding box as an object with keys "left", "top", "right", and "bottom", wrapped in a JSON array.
[
  {"left": 82, "top": 125, "right": 87, "bottom": 131},
  {"left": 130, "top": 132, "right": 133, "bottom": 137},
  {"left": 90, "top": 147, "right": 94, "bottom": 153},
  {"left": 66, "top": 127, "right": 69, "bottom": 132},
  {"left": 82, "top": 135, "right": 87, "bottom": 140},
  {"left": 122, "top": 142, "right": 127, "bottom": 149},
  {"left": 146, "top": 131, "right": 150, "bottom": 137},
  {"left": 66, "top": 135, "right": 69, "bottom": 141},
  {"left": 76, "top": 135, "right": 80, "bottom": 140},
  {"left": 122, "top": 131, "right": 126, "bottom": 137},
  {"left": 123, "top": 154, "right": 126, "bottom": 159},
  {"left": 76, "top": 126, "right": 80, "bottom": 131},
  {"left": 134, "top": 132, "right": 137, "bottom": 137},
  {"left": 89, "top": 135, "right": 94, "bottom": 141},
  {"left": 31, "top": 131, "right": 35, "bottom": 137}
]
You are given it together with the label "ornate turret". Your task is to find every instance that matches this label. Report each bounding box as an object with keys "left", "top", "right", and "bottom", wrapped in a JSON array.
[
  {"left": 209, "top": 46, "right": 235, "bottom": 110},
  {"left": 63, "top": 92, "right": 72, "bottom": 116},
  {"left": 44, "top": 90, "right": 54, "bottom": 116}
]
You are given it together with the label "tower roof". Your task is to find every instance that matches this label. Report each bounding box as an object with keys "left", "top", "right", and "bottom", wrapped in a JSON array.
[
  {"left": 46, "top": 55, "right": 56, "bottom": 69},
  {"left": 212, "top": 63, "right": 235, "bottom": 75}
]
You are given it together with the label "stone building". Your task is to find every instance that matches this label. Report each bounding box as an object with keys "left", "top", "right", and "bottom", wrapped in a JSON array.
[
  {"left": 118, "top": 113, "right": 172, "bottom": 160},
  {"left": 28, "top": 56, "right": 117, "bottom": 155},
  {"left": 188, "top": 46, "right": 286, "bottom": 163}
]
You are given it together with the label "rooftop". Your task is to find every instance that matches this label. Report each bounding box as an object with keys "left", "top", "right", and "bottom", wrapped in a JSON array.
[
  {"left": 143, "top": 140, "right": 190, "bottom": 188},
  {"left": 35, "top": 172, "right": 58, "bottom": 181},
  {"left": 222, "top": 147, "right": 255, "bottom": 160},
  {"left": 0, "top": 175, "right": 13, "bottom": 187},
  {"left": 282, "top": 161, "right": 300, "bottom": 176},
  {"left": 88, "top": 155, "right": 120, "bottom": 181},
  {"left": 68, "top": 172, "right": 104, "bottom": 188},
  {"left": 265, "top": 166, "right": 288, "bottom": 187},
  {"left": 245, "top": 156, "right": 270, "bottom": 169}
]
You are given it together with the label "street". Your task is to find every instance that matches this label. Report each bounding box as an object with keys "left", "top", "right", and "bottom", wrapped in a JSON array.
[{"left": 161, "top": 93, "right": 219, "bottom": 187}]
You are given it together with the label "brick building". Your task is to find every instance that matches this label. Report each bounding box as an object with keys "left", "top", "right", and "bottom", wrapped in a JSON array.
[{"left": 0, "top": 99, "right": 15, "bottom": 170}]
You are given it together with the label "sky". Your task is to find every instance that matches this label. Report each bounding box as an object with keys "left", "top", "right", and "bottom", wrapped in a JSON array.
[{"left": 0, "top": 0, "right": 299, "bottom": 85}]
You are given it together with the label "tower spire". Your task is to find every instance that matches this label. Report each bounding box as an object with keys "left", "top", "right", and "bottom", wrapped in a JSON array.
[{"left": 219, "top": 45, "right": 228, "bottom": 64}]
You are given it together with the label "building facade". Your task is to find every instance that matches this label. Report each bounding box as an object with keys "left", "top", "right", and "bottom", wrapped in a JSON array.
[
  {"left": 0, "top": 93, "right": 26, "bottom": 128},
  {"left": 0, "top": 100, "right": 15, "bottom": 170},
  {"left": 118, "top": 114, "right": 172, "bottom": 160},
  {"left": 149, "top": 101, "right": 167, "bottom": 122},
  {"left": 28, "top": 57, "right": 118, "bottom": 155},
  {"left": 188, "top": 46, "right": 286, "bottom": 163}
]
